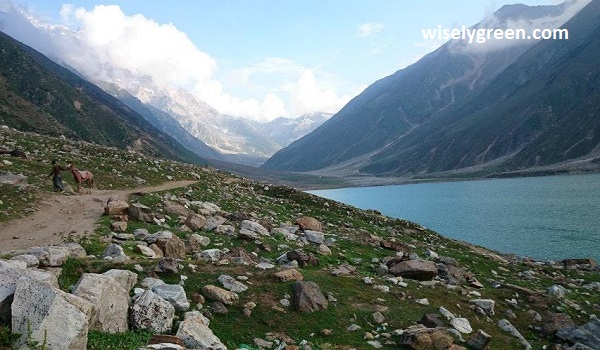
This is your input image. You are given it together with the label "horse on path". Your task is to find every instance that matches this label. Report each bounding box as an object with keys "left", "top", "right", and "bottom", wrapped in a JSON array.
[{"left": 66, "top": 163, "right": 94, "bottom": 193}]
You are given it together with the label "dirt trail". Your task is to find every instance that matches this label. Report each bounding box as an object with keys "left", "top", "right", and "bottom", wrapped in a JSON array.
[{"left": 0, "top": 180, "right": 196, "bottom": 254}]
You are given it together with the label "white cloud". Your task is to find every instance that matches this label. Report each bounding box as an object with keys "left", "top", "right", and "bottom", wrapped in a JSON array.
[
  {"left": 0, "top": 2, "right": 354, "bottom": 121},
  {"left": 357, "top": 22, "right": 384, "bottom": 37},
  {"left": 286, "top": 70, "right": 353, "bottom": 116}
]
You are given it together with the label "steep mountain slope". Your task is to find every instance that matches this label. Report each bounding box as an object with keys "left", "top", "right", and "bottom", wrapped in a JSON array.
[
  {"left": 0, "top": 30, "right": 206, "bottom": 164},
  {"left": 258, "top": 112, "right": 331, "bottom": 147},
  {"left": 361, "top": 0, "right": 600, "bottom": 175},
  {"left": 105, "top": 84, "right": 224, "bottom": 161},
  {"left": 262, "top": 1, "right": 588, "bottom": 173}
]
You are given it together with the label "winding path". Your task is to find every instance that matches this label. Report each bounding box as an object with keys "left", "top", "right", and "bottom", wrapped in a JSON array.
[{"left": 0, "top": 180, "right": 196, "bottom": 253}]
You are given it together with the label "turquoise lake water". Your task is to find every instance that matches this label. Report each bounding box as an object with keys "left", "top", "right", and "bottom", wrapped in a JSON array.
[{"left": 309, "top": 173, "right": 600, "bottom": 262}]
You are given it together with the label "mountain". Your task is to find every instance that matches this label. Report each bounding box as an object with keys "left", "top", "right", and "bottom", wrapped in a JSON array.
[
  {"left": 262, "top": 1, "right": 593, "bottom": 176},
  {"left": 257, "top": 112, "right": 331, "bottom": 148},
  {"left": 0, "top": 30, "right": 207, "bottom": 164},
  {"left": 362, "top": 0, "right": 600, "bottom": 176}
]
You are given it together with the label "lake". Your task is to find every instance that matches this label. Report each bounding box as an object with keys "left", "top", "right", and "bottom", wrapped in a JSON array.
[{"left": 309, "top": 173, "right": 600, "bottom": 262}]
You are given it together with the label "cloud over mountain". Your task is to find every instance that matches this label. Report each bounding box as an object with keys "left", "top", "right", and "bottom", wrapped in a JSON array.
[{"left": 0, "top": 1, "right": 351, "bottom": 121}]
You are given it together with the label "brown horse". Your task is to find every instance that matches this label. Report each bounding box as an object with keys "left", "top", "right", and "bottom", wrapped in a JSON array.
[{"left": 67, "top": 163, "right": 94, "bottom": 193}]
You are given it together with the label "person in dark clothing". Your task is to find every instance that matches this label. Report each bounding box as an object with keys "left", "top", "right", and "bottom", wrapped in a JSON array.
[{"left": 48, "top": 159, "right": 65, "bottom": 192}]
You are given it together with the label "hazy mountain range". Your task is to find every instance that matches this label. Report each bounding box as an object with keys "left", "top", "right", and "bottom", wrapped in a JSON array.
[
  {"left": 2, "top": 0, "right": 599, "bottom": 183},
  {"left": 264, "top": 0, "right": 600, "bottom": 179}
]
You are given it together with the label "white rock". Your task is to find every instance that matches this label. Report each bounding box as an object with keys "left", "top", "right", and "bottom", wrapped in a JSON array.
[
  {"left": 451, "top": 318, "right": 473, "bottom": 334},
  {"left": 152, "top": 284, "right": 190, "bottom": 311},
  {"left": 103, "top": 269, "right": 138, "bottom": 293},
  {"left": 176, "top": 311, "right": 226, "bottom": 349},
  {"left": 12, "top": 278, "right": 89, "bottom": 350},
  {"left": 72, "top": 273, "right": 129, "bottom": 333},
  {"left": 130, "top": 290, "right": 175, "bottom": 334},
  {"left": 217, "top": 275, "right": 248, "bottom": 293}
]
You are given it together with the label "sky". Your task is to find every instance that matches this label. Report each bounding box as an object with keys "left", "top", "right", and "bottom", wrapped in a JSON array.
[{"left": 2, "top": 0, "right": 571, "bottom": 121}]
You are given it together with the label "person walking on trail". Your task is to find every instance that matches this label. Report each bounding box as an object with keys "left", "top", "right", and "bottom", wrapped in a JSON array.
[{"left": 48, "top": 159, "right": 65, "bottom": 192}]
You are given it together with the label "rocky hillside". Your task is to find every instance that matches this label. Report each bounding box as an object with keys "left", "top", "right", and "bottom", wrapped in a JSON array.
[
  {"left": 0, "top": 31, "right": 206, "bottom": 166},
  {"left": 0, "top": 126, "right": 599, "bottom": 350}
]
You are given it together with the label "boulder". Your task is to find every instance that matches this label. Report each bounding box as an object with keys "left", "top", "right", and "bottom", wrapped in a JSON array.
[
  {"left": 286, "top": 249, "right": 319, "bottom": 268},
  {"left": 543, "top": 313, "right": 575, "bottom": 335},
  {"left": 10, "top": 254, "right": 39, "bottom": 268},
  {"left": 240, "top": 220, "right": 269, "bottom": 237},
  {"left": 152, "top": 284, "right": 190, "bottom": 311},
  {"left": 498, "top": 319, "right": 531, "bottom": 350},
  {"left": 556, "top": 317, "right": 600, "bottom": 349},
  {"left": 72, "top": 273, "right": 129, "bottom": 333},
  {"left": 163, "top": 200, "right": 190, "bottom": 217},
  {"left": 420, "top": 313, "right": 445, "bottom": 328},
  {"left": 190, "top": 202, "right": 221, "bottom": 216},
  {"left": 292, "top": 281, "right": 328, "bottom": 313},
  {"left": 295, "top": 216, "right": 322, "bottom": 232},
  {"left": 215, "top": 224, "right": 235, "bottom": 236},
  {"left": 23, "top": 246, "right": 71, "bottom": 267},
  {"left": 389, "top": 260, "right": 438, "bottom": 280},
  {"left": 438, "top": 264, "right": 468, "bottom": 285},
  {"left": 217, "top": 275, "right": 248, "bottom": 293},
  {"left": 130, "top": 290, "right": 175, "bottom": 334},
  {"left": 201, "top": 285, "right": 239, "bottom": 305},
  {"left": 156, "top": 235, "right": 186, "bottom": 259},
  {"left": 196, "top": 249, "right": 222, "bottom": 263},
  {"left": 111, "top": 221, "right": 128, "bottom": 232},
  {"left": 188, "top": 234, "right": 211, "bottom": 252},
  {"left": 274, "top": 269, "right": 304, "bottom": 282},
  {"left": 380, "top": 240, "right": 412, "bottom": 254},
  {"left": 128, "top": 203, "right": 154, "bottom": 223},
  {"left": 12, "top": 278, "right": 89, "bottom": 350},
  {"left": 303, "top": 230, "right": 325, "bottom": 244},
  {"left": 401, "top": 325, "right": 454, "bottom": 350},
  {"left": 136, "top": 244, "right": 157, "bottom": 258},
  {"left": 451, "top": 318, "right": 473, "bottom": 334},
  {"left": 467, "top": 330, "right": 492, "bottom": 350},
  {"left": 469, "top": 299, "right": 495, "bottom": 316},
  {"left": 153, "top": 257, "right": 179, "bottom": 274},
  {"left": 102, "top": 269, "right": 138, "bottom": 293},
  {"left": 175, "top": 311, "right": 226, "bottom": 350},
  {"left": 105, "top": 200, "right": 129, "bottom": 215},
  {"left": 0, "top": 267, "right": 59, "bottom": 324},
  {"left": 204, "top": 216, "right": 227, "bottom": 231},
  {"left": 102, "top": 243, "right": 129, "bottom": 262},
  {"left": 185, "top": 214, "right": 207, "bottom": 231}
]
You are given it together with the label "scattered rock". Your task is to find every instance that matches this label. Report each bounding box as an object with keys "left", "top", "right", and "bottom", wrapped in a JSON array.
[
  {"left": 543, "top": 313, "right": 575, "bottom": 335},
  {"left": 467, "top": 329, "right": 492, "bottom": 350},
  {"left": 102, "top": 243, "right": 129, "bottom": 262},
  {"left": 105, "top": 200, "right": 129, "bottom": 215},
  {"left": 72, "top": 273, "right": 129, "bottom": 333},
  {"left": 130, "top": 290, "right": 175, "bottom": 334},
  {"left": 295, "top": 216, "right": 322, "bottom": 232},
  {"left": 11, "top": 278, "right": 90, "bottom": 350},
  {"left": 556, "top": 316, "right": 600, "bottom": 349},
  {"left": 274, "top": 269, "right": 304, "bottom": 282},
  {"left": 175, "top": 311, "right": 226, "bottom": 350},
  {"left": 450, "top": 318, "right": 473, "bottom": 334},
  {"left": 469, "top": 299, "right": 495, "bottom": 316},
  {"left": 498, "top": 319, "right": 531, "bottom": 350},
  {"left": 217, "top": 275, "right": 248, "bottom": 293},
  {"left": 201, "top": 285, "right": 239, "bottom": 305},
  {"left": 152, "top": 284, "right": 190, "bottom": 311},
  {"left": 389, "top": 260, "right": 438, "bottom": 281},
  {"left": 102, "top": 269, "right": 138, "bottom": 293},
  {"left": 185, "top": 214, "right": 207, "bottom": 231},
  {"left": 292, "top": 281, "right": 328, "bottom": 313}
]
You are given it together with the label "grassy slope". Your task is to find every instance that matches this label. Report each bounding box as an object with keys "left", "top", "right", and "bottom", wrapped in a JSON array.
[{"left": 1, "top": 127, "right": 599, "bottom": 349}]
